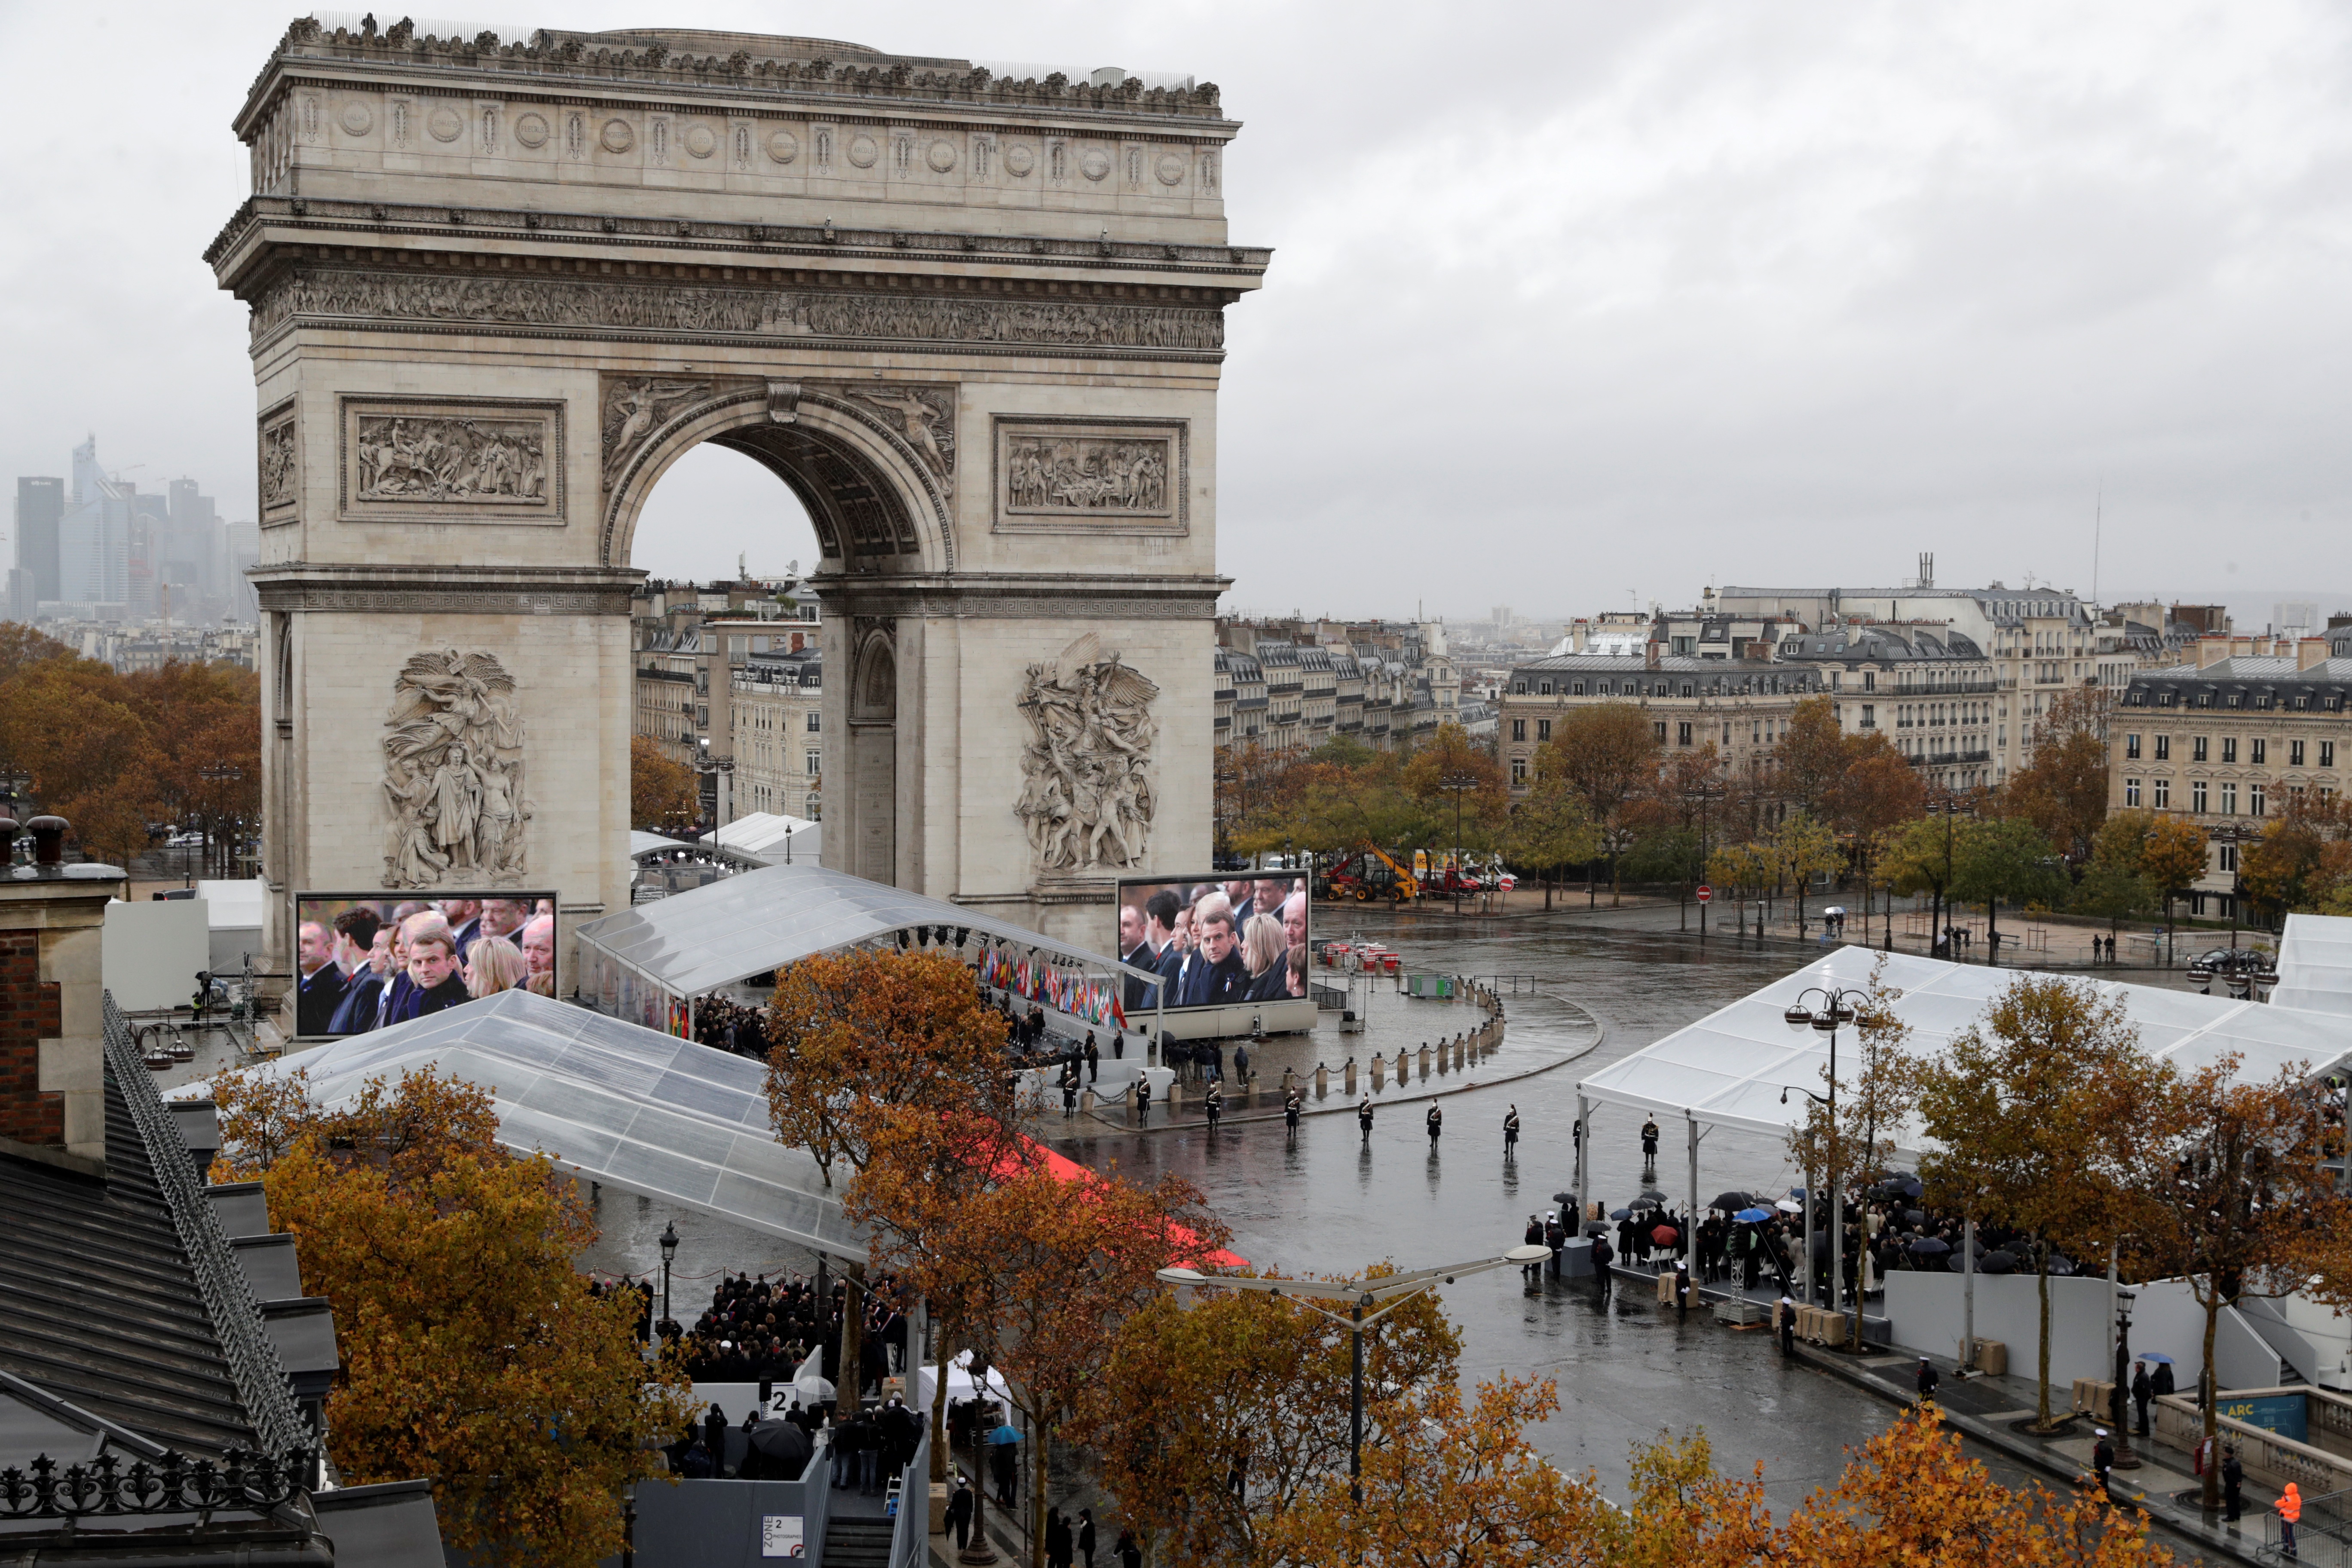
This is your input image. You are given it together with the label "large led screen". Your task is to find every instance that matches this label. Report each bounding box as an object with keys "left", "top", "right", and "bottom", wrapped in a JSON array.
[
  {"left": 1112, "top": 873, "right": 1310, "bottom": 1014},
  {"left": 291, "top": 891, "right": 557, "bottom": 1039}
]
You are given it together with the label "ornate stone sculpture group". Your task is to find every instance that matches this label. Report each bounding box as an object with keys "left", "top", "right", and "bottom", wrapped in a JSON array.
[
  {"left": 1016, "top": 633, "right": 1158, "bottom": 876},
  {"left": 381, "top": 649, "right": 530, "bottom": 888}
]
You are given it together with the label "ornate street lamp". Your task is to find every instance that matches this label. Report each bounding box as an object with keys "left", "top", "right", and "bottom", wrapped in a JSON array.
[
  {"left": 1779, "top": 985, "right": 1869, "bottom": 1349},
  {"left": 658, "top": 1220, "right": 680, "bottom": 1333}
]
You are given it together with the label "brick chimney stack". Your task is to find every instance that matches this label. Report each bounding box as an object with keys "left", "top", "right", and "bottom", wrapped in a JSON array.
[{"left": 0, "top": 816, "right": 127, "bottom": 1172}]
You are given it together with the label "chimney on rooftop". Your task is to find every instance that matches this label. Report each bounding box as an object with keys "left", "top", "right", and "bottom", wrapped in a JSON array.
[
  {"left": 0, "top": 815, "right": 125, "bottom": 1171},
  {"left": 2301, "top": 637, "right": 2331, "bottom": 671},
  {"left": 2198, "top": 636, "right": 2231, "bottom": 669}
]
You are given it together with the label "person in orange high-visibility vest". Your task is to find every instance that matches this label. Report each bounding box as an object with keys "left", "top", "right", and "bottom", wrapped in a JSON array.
[{"left": 2278, "top": 1482, "right": 2302, "bottom": 1557}]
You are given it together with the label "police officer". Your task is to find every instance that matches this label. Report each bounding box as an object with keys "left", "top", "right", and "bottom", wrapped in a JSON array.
[
  {"left": 1504, "top": 1103, "right": 1521, "bottom": 1154},
  {"left": 1358, "top": 1096, "right": 1375, "bottom": 1145},
  {"left": 1283, "top": 1089, "right": 1302, "bottom": 1139},
  {"left": 1204, "top": 1079, "right": 1224, "bottom": 1133},
  {"left": 1426, "top": 1103, "right": 1443, "bottom": 1151}
]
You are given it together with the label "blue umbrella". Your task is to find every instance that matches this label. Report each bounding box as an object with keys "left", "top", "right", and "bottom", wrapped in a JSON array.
[
  {"left": 1733, "top": 1207, "right": 1773, "bottom": 1223},
  {"left": 2141, "top": 1352, "right": 2176, "bottom": 1365},
  {"left": 986, "top": 1424, "right": 1023, "bottom": 1446}
]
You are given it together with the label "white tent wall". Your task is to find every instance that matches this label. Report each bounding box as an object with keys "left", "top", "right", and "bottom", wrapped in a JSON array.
[
  {"left": 1880, "top": 1273, "right": 2286, "bottom": 1393},
  {"left": 102, "top": 898, "right": 212, "bottom": 1011},
  {"left": 1883, "top": 1274, "right": 2117, "bottom": 1389}
]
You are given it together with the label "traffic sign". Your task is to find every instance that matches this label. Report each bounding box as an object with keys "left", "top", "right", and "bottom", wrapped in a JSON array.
[{"left": 1696, "top": 885, "right": 1713, "bottom": 903}]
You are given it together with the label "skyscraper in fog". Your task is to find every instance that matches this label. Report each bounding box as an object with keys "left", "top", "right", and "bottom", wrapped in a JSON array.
[{"left": 14, "top": 476, "right": 63, "bottom": 603}]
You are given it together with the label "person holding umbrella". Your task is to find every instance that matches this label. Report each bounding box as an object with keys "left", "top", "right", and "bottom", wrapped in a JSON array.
[{"left": 989, "top": 1421, "right": 1020, "bottom": 1507}]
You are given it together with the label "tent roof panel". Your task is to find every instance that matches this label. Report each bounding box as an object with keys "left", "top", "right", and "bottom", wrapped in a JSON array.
[
  {"left": 1580, "top": 949, "right": 2352, "bottom": 1161},
  {"left": 172, "top": 989, "right": 864, "bottom": 1260},
  {"left": 576, "top": 861, "right": 1135, "bottom": 999}
]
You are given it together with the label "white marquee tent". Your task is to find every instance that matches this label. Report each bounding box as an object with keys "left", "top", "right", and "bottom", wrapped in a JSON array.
[{"left": 1572, "top": 929, "right": 2352, "bottom": 1221}]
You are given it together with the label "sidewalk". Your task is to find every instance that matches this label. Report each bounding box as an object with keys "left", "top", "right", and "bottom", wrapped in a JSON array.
[{"left": 1794, "top": 1341, "right": 2283, "bottom": 1565}]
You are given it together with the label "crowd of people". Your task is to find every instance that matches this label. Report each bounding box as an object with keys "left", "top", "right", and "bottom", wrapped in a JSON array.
[
  {"left": 295, "top": 895, "right": 557, "bottom": 1036},
  {"left": 621, "top": 1267, "right": 909, "bottom": 1393},
  {"left": 689, "top": 995, "right": 770, "bottom": 1057},
  {"left": 1116, "top": 876, "right": 1310, "bottom": 1012}
]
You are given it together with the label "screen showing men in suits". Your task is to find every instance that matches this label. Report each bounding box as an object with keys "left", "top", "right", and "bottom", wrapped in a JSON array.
[
  {"left": 1113, "top": 874, "right": 1309, "bottom": 1014},
  {"left": 292, "top": 891, "right": 557, "bottom": 1038}
]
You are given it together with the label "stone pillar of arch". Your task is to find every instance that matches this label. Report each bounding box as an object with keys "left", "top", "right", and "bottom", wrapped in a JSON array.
[{"left": 213, "top": 22, "right": 1265, "bottom": 989}]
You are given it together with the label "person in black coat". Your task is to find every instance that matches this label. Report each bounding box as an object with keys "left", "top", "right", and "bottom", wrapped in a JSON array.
[
  {"left": 1915, "top": 1357, "right": 1939, "bottom": 1404},
  {"left": 1076, "top": 1507, "right": 1097, "bottom": 1568},
  {"left": 946, "top": 1479, "right": 976, "bottom": 1550},
  {"left": 1358, "top": 1096, "right": 1374, "bottom": 1145},
  {"left": 2131, "top": 1360, "right": 2154, "bottom": 1436},
  {"left": 2222, "top": 1444, "right": 2245, "bottom": 1522},
  {"left": 1426, "top": 1104, "right": 1443, "bottom": 1150}
]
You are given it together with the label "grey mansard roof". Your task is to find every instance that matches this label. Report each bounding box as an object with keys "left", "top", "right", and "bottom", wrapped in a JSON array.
[{"left": 2123, "top": 657, "right": 2352, "bottom": 710}]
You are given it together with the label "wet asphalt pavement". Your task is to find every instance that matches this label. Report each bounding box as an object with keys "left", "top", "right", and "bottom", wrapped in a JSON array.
[{"left": 581, "top": 906, "right": 2215, "bottom": 1547}]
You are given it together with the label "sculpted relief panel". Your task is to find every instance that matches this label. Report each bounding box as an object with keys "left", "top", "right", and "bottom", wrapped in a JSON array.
[
  {"left": 1016, "top": 633, "right": 1159, "bottom": 877},
  {"left": 339, "top": 397, "right": 564, "bottom": 524},
  {"left": 994, "top": 418, "right": 1186, "bottom": 535},
  {"left": 258, "top": 408, "right": 299, "bottom": 521},
  {"left": 382, "top": 649, "right": 531, "bottom": 888}
]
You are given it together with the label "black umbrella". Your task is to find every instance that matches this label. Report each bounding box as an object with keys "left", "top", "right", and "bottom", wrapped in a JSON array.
[
  {"left": 2047, "top": 1253, "right": 2077, "bottom": 1277},
  {"left": 1981, "top": 1250, "right": 2017, "bottom": 1274},
  {"left": 747, "top": 1420, "right": 812, "bottom": 1478},
  {"left": 1903, "top": 1209, "right": 1928, "bottom": 1227},
  {"left": 1909, "top": 1237, "right": 1951, "bottom": 1256},
  {"left": 1709, "top": 1190, "right": 1753, "bottom": 1211},
  {"left": 1637, "top": 1189, "right": 1670, "bottom": 1204}
]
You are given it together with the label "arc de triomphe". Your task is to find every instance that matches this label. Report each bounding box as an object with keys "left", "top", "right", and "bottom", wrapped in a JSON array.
[{"left": 210, "top": 20, "right": 1264, "bottom": 978}]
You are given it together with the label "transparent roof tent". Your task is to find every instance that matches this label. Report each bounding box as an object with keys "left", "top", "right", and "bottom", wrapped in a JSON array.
[
  {"left": 1576, "top": 946, "right": 2352, "bottom": 1165},
  {"left": 174, "top": 988, "right": 867, "bottom": 1259},
  {"left": 576, "top": 860, "right": 1161, "bottom": 1033},
  {"left": 2272, "top": 913, "right": 2352, "bottom": 1019}
]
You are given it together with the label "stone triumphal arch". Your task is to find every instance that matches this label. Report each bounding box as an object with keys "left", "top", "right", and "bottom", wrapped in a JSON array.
[{"left": 211, "top": 20, "right": 1264, "bottom": 974}]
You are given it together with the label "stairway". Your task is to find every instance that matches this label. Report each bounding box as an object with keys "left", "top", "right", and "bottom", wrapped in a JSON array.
[{"left": 824, "top": 1516, "right": 897, "bottom": 1568}]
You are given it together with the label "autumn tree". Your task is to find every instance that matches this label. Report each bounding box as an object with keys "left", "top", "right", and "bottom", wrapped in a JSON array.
[
  {"left": 2004, "top": 688, "right": 2115, "bottom": 864},
  {"left": 2121, "top": 1057, "right": 2352, "bottom": 1512},
  {"left": 213, "top": 1065, "right": 689, "bottom": 1567},
  {"left": 1401, "top": 720, "right": 1510, "bottom": 862},
  {"left": 1539, "top": 703, "right": 1660, "bottom": 903},
  {"left": 1260, "top": 1375, "right": 1635, "bottom": 1568},
  {"left": 630, "top": 734, "right": 697, "bottom": 830},
  {"left": 1832, "top": 734, "right": 1927, "bottom": 922},
  {"left": 1916, "top": 977, "right": 2165, "bottom": 1428},
  {"left": 1764, "top": 812, "right": 1845, "bottom": 932},
  {"left": 0, "top": 650, "right": 161, "bottom": 866},
  {"left": 124, "top": 661, "right": 261, "bottom": 878},
  {"left": 2136, "top": 813, "right": 2214, "bottom": 949},
  {"left": 1081, "top": 1267, "right": 1461, "bottom": 1566},
  {"left": 1501, "top": 773, "right": 1602, "bottom": 908},
  {"left": 1950, "top": 815, "right": 2068, "bottom": 952},
  {"left": 1777, "top": 1406, "right": 2169, "bottom": 1567},
  {"left": 956, "top": 1163, "right": 1228, "bottom": 1568},
  {"left": 764, "top": 947, "right": 1017, "bottom": 1415},
  {"left": 2239, "top": 794, "right": 2352, "bottom": 922},
  {"left": 1880, "top": 810, "right": 1966, "bottom": 952},
  {"left": 1776, "top": 696, "right": 1852, "bottom": 823}
]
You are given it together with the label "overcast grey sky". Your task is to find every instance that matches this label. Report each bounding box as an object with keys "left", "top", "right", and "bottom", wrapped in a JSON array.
[{"left": 7, "top": 1, "right": 2350, "bottom": 625}]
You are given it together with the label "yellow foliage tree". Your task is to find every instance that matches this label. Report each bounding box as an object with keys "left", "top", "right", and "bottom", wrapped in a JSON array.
[{"left": 211, "top": 1065, "right": 690, "bottom": 1568}]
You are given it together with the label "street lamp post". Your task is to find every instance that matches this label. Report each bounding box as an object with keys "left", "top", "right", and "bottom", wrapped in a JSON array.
[
  {"left": 1158, "top": 1246, "right": 1550, "bottom": 1508},
  {"left": 198, "top": 763, "right": 244, "bottom": 883},
  {"left": 1439, "top": 772, "right": 1479, "bottom": 916},
  {"left": 1779, "top": 984, "right": 1869, "bottom": 1351},
  {"left": 2111, "top": 1286, "right": 2141, "bottom": 1469},
  {"left": 657, "top": 1220, "right": 680, "bottom": 1335}
]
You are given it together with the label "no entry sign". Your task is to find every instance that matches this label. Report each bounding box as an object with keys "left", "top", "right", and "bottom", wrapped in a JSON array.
[{"left": 1696, "top": 885, "right": 1713, "bottom": 903}]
